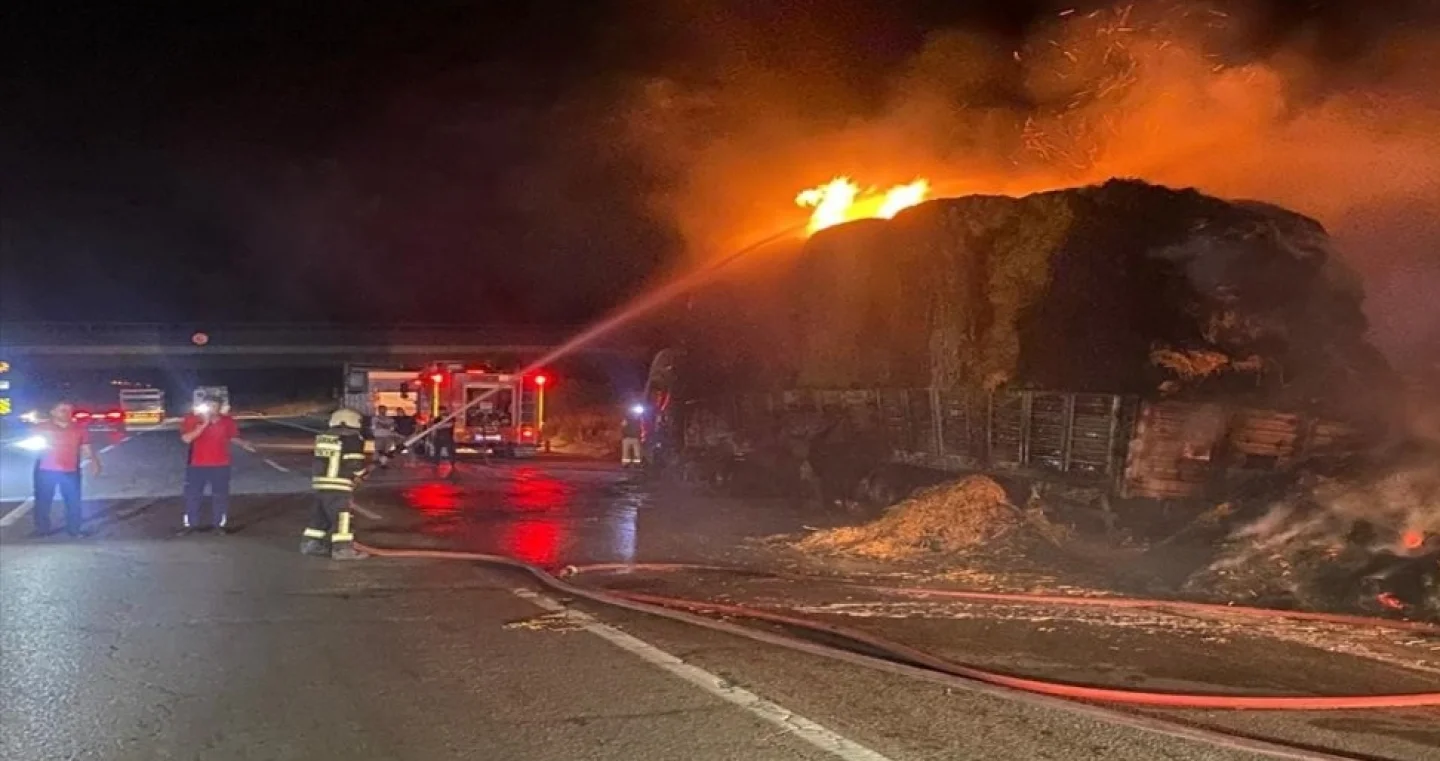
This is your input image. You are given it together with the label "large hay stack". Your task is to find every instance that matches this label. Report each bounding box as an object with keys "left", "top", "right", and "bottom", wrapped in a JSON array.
[{"left": 684, "top": 179, "right": 1394, "bottom": 421}]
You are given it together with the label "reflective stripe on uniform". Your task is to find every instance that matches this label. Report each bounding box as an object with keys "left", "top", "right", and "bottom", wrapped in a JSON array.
[
  {"left": 342, "top": 453, "right": 366, "bottom": 460},
  {"left": 312, "top": 483, "right": 354, "bottom": 493},
  {"left": 330, "top": 512, "right": 354, "bottom": 543},
  {"left": 302, "top": 528, "right": 327, "bottom": 539}
]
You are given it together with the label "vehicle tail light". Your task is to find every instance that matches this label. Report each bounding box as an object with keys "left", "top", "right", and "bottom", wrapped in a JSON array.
[
  {"left": 74, "top": 411, "right": 91, "bottom": 419},
  {"left": 107, "top": 411, "right": 123, "bottom": 419},
  {"left": 521, "top": 427, "right": 535, "bottom": 439}
]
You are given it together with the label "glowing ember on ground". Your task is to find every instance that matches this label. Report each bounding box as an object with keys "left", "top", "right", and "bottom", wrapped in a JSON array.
[
  {"left": 1401, "top": 530, "right": 1424, "bottom": 550},
  {"left": 795, "top": 177, "right": 930, "bottom": 234}
]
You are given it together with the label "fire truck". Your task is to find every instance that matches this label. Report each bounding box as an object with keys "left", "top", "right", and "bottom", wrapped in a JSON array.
[
  {"left": 345, "top": 362, "right": 548, "bottom": 457},
  {"left": 415, "top": 363, "right": 547, "bottom": 457}
]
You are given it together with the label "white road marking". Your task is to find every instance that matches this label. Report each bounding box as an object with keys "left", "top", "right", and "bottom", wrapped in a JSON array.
[
  {"left": 349, "top": 501, "right": 383, "bottom": 521},
  {"left": 262, "top": 457, "right": 291, "bottom": 473},
  {"left": 510, "top": 588, "right": 896, "bottom": 761},
  {"left": 263, "top": 418, "right": 324, "bottom": 434},
  {"left": 0, "top": 499, "right": 36, "bottom": 528}
]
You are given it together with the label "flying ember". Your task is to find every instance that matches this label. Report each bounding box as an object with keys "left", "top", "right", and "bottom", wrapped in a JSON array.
[{"left": 795, "top": 177, "right": 930, "bottom": 234}]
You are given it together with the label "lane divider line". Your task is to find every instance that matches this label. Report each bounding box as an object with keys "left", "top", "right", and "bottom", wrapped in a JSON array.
[
  {"left": 263, "top": 418, "right": 325, "bottom": 434},
  {"left": 262, "top": 458, "right": 291, "bottom": 473},
  {"left": 510, "top": 587, "right": 897, "bottom": 761},
  {"left": 0, "top": 499, "right": 36, "bottom": 528}
]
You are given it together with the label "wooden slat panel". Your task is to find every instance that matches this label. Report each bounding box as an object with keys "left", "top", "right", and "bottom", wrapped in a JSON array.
[{"left": 1123, "top": 401, "right": 1225, "bottom": 499}]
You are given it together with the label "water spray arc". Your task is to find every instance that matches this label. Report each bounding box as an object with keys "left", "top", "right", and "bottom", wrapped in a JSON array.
[{"left": 359, "top": 224, "right": 808, "bottom": 480}]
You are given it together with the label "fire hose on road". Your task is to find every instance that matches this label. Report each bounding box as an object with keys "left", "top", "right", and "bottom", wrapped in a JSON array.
[
  {"left": 352, "top": 544, "right": 1440, "bottom": 710},
  {"left": 352, "top": 543, "right": 1440, "bottom": 761},
  {"left": 345, "top": 406, "right": 1440, "bottom": 757}
]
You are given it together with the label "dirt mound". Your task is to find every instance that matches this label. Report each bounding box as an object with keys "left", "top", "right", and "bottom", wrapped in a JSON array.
[{"left": 796, "top": 476, "right": 1019, "bottom": 559}]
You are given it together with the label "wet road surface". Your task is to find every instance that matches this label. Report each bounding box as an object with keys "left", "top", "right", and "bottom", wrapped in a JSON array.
[{"left": 2, "top": 420, "right": 1438, "bottom": 760}]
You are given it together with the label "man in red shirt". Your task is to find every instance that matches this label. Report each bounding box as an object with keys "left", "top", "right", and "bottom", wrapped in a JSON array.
[
  {"left": 179, "top": 396, "right": 246, "bottom": 533},
  {"left": 31, "top": 400, "right": 102, "bottom": 537}
]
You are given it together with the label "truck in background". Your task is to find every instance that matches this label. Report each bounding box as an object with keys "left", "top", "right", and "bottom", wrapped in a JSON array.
[
  {"left": 418, "top": 365, "right": 543, "bottom": 457},
  {"left": 341, "top": 366, "right": 419, "bottom": 418},
  {"left": 343, "top": 362, "right": 545, "bottom": 457},
  {"left": 119, "top": 387, "right": 166, "bottom": 427}
]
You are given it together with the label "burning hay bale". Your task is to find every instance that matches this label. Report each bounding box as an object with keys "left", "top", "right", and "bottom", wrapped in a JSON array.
[
  {"left": 691, "top": 179, "right": 1395, "bottom": 419},
  {"left": 796, "top": 475, "right": 1024, "bottom": 560}
]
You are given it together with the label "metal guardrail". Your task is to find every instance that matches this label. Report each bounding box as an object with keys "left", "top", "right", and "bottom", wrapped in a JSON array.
[{"left": 0, "top": 322, "right": 640, "bottom": 353}]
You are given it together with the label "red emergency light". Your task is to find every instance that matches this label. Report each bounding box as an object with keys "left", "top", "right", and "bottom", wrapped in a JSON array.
[
  {"left": 533, "top": 374, "right": 548, "bottom": 387},
  {"left": 429, "top": 372, "right": 444, "bottom": 385}
]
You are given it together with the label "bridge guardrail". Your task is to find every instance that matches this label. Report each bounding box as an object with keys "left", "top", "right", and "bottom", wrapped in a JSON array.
[{"left": 0, "top": 323, "right": 613, "bottom": 349}]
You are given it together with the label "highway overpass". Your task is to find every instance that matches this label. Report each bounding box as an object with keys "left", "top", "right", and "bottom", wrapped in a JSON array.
[{"left": 0, "top": 322, "right": 650, "bottom": 369}]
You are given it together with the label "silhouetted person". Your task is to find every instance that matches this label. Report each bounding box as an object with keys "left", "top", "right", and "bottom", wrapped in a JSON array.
[{"left": 30, "top": 400, "right": 102, "bottom": 537}]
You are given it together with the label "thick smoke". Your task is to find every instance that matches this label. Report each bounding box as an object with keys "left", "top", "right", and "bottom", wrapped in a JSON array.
[{"left": 611, "top": 0, "right": 1440, "bottom": 362}]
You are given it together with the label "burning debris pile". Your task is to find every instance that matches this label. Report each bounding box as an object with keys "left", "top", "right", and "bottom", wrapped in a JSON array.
[
  {"left": 778, "top": 179, "right": 1392, "bottom": 415},
  {"left": 1183, "top": 445, "right": 1440, "bottom": 617},
  {"left": 796, "top": 475, "right": 1040, "bottom": 560}
]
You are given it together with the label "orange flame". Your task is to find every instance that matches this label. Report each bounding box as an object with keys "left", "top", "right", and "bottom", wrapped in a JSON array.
[
  {"left": 1400, "top": 530, "right": 1424, "bottom": 550},
  {"left": 795, "top": 177, "right": 930, "bottom": 234}
]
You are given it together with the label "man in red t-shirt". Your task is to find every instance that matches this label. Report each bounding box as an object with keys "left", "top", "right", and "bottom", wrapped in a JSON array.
[
  {"left": 179, "top": 397, "right": 246, "bottom": 533},
  {"left": 31, "top": 400, "right": 102, "bottom": 537}
]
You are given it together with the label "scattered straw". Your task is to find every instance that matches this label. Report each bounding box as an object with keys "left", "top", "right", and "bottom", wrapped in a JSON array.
[{"left": 797, "top": 476, "right": 1019, "bottom": 560}]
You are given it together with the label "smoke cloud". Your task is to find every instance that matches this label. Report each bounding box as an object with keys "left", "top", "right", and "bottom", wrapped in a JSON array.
[{"left": 608, "top": 0, "right": 1440, "bottom": 361}]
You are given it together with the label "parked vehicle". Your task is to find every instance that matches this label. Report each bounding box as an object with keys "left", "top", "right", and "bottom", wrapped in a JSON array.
[{"left": 119, "top": 387, "right": 166, "bottom": 427}]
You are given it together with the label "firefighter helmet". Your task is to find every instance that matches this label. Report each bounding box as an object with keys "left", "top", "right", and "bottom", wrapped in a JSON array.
[{"left": 329, "top": 408, "right": 363, "bottom": 429}]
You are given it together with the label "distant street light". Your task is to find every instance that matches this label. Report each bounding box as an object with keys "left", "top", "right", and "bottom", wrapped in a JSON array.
[{"left": 192, "top": 332, "right": 209, "bottom": 346}]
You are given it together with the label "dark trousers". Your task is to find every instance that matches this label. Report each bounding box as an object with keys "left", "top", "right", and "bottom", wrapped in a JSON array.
[
  {"left": 307, "top": 491, "right": 350, "bottom": 536},
  {"left": 184, "top": 465, "right": 232, "bottom": 527},
  {"left": 34, "top": 467, "right": 83, "bottom": 534}
]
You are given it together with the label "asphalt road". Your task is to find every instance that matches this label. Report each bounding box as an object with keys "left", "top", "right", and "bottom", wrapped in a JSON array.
[{"left": 2, "top": 420, "right": 1437, "bottom": 760}]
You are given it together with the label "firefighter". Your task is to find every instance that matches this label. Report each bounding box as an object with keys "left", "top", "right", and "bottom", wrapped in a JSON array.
[
  {"left": 431, "top": 406, "right": 458, "bottom": 480},
  {"left": 300, "top": 408, "right": 368, "bottom": 560},
  {"left": 372, "top": 404, "right": 400, "bottom": 458},
  {"left": 621, "top": 403, "right": 644, "bottom": 467}
]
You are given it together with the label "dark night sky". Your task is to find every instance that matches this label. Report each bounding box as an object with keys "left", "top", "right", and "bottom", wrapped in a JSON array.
[{"left": 0, "top": 0, "right": 1428, "bottom": 326}]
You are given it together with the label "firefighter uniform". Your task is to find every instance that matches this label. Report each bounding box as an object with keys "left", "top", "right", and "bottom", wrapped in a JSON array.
[
  {"left": 621, "top": 410, "right": 643, "bottom": 467},
  {"left": 301, "top": 409, "right": 368, "bottom": 559}
]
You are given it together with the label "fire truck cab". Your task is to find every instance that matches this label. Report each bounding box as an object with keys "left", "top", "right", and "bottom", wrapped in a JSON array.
[{"left": 414, "top": 363, "right": 544, "bottom": 458}]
